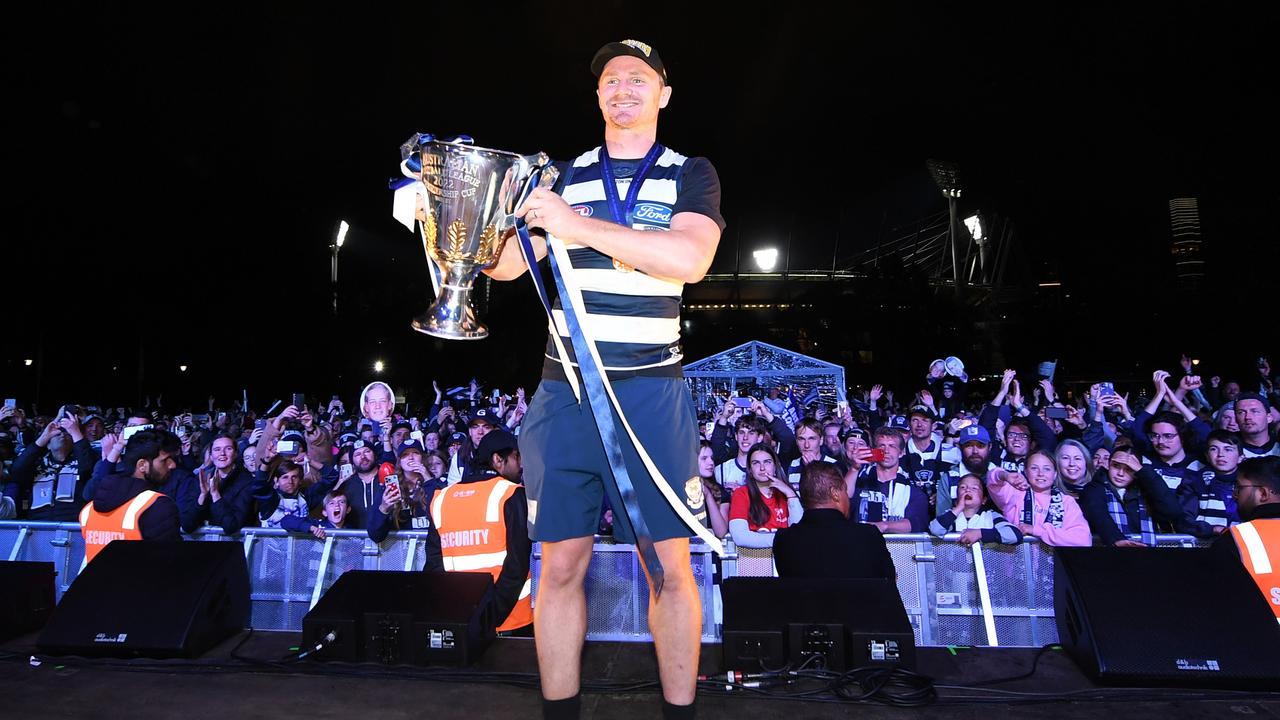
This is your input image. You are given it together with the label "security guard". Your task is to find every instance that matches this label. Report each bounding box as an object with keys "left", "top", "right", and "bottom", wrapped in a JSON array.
[
  {"left": 428, "top": 429, "right": 532, "bottom": 635},
  {"left": 80, "top": 429, "right": 182, "bottom": 564},
  {"left": 1212, "top": 456, "right": 1280, "bottom": 622}
]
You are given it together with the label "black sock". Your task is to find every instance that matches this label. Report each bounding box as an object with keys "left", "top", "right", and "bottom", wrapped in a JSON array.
[
  {"left": 543, "top": 694, "right": 581, "bottom": 720},
  {"left": 662, "top": 699, "right": 695, "bottom": 720}
]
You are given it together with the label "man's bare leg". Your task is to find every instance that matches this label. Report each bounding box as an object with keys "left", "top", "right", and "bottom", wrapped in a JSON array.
[
  {"left": 534, "top": 536, "right": 595, "bottom": 700},
  {"left": 639, "top": 537, "right": 701, "bottom": 704}
]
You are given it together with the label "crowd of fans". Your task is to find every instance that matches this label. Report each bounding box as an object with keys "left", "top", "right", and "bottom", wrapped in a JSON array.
[
  {"left": 2, "top": 352, "right": 1277, "bottom": 557},
  {"left": 698, "top": 353, "right": 1280, "bottom": 552},
  {"left": 0, "top": 379, "right": 524, "bottom": 541}
]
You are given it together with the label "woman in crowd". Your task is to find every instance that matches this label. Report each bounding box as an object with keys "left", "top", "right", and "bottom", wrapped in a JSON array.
[
  {"left": 194, "top": 433, "right": 258, "bottom": 534},
  {"left": 368, "top": 470, "right": 433, "bottom": 542},
  {"left": 728, "top": 442, "right": 803, "bottom": 548},
  {"left": 698, "top": 439, "right": 730, "bottom": 537},
  {"left": 1091, "top": 445, "right": 1111, "bottom": 475},
  {"left": 1054, "top": 439, "right": 1094, "bottom": 495},
  {"left": 987, "top": 450, "right": 1091, "bottom": 546},
  {"left": 1214, "top": 401, "right": 1239, "bottom": 432},
  {"left": 930, "top": 473, "right": 1023, "bottom": 545}
]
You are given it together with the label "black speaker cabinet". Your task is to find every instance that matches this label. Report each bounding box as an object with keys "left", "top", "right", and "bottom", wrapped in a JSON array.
[
  {"left": 302, "top": 570, "right": 494, "bottom": 665},
  {"left": 37, "top": 541, "right": 249, "bottom": 658},
  {"left": 0, "top": 561, "right": 57, "bottom": 642},
  {"left": 722, "top": 577, "right": 915, "bottom": 672},
  {"left": 1055, "top": 546, "right": 1280, "bottom": 688}
]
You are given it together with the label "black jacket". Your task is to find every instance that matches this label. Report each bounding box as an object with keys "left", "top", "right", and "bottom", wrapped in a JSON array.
[
  {"left": 773, "top": 508, "right": 896, "bottom": 580},
  {"left": 90, "top": 472, "right": 181, "bottom": 542},
  {"left": 7, "top": 439, "right": 98, "bottom": 521},
  {"left": 191, "top": 467, "right": 257, "bottom": 534}
]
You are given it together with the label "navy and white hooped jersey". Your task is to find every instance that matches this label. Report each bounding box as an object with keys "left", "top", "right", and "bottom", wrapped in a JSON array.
[
  {"left": 786, "top": 455, "right": 837, "bottom": 491},
  {"left": 1242, "top": 439, "right": 1280, "bottom": 459},
  {"left": 1142, "top": 455, "right": 1205, "bottom": 491},
  {"left": 543, "top": 146, "right": 713, "bottom": 374}
]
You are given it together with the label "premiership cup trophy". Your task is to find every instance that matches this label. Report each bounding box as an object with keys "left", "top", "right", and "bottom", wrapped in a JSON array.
[{"left": 408, "top": 137, "right": 558, "bottom": 340}]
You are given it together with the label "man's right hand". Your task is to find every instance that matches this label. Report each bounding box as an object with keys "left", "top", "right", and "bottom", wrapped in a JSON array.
[
  {"left": 101, "top": 432, "right": 123, "bottom": 461},
  {"left": 1001, "top": 369, "right": 1016, "bottom": 391},
  {"left": 35, "top": 422, "right": 59, "bottom": 448},
  {"left": 1003, "top": 471, "right": 1029, "bottom": 491},
  {"left": 1152, "top": 370, "right": 1171, "bottom": 397},
  {"left": 273, "top": 405, "right": 301, "bottom": 430},
  {"left": 868, "top": 385, "right": 883, "bottom": 404}
]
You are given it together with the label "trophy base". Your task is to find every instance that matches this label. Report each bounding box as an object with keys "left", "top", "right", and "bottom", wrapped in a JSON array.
[{"left": 411, "top": 315, "right": 489, "bottom": 341}]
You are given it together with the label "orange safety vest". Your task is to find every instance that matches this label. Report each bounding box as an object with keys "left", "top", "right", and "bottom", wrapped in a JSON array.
[
  {"left": 430, "top": 477, "right": 532, "bottom": 633},
  {"left": 1230, "top": 519, "right": 1280, "bottom": 624},
  {"left": 79, "top": 490, "right": 163, "bottom": 565}
]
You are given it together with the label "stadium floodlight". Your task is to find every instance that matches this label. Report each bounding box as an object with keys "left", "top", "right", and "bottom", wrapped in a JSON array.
[{"left": 753, "top": 248, "right": 779, "bottom": 272}]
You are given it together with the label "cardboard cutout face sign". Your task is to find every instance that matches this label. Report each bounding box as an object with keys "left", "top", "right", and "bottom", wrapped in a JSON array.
[{"left": 360, "top": 381, "right": 395, "bottom": 424}]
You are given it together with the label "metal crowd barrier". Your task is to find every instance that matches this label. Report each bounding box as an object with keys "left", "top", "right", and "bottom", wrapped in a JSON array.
[{"left": 0, "top": 521, "right": 1202, "bottom": 647}]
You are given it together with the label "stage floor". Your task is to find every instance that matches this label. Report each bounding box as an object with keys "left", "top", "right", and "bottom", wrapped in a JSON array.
[{"left": 3, "top": 631, "right": 1279, "bottom": 719}]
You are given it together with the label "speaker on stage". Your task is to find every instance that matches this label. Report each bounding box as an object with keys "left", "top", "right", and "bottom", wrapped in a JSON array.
[
  {"left": 302, "top": 570, "right": 494, "bottom": 666},
  {"left": 721, "top": 577, "right": 916, "bottom": 672},
  {"left": 0, "top": 561, "right": 57, "bottom": 642},
  {"left": 1055, "top": 546, "right": 1280, "bottom": 688},
  {"left": 37, "top": 541, "right": 249, "bottom": 658}
]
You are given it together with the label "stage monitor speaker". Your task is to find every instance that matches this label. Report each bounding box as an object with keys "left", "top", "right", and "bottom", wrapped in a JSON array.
[
  {"left": 0, "top": 561, "right": 57, "bottom": 642},
  {"left": 722, "top": 577, "right": 915, "bottom": 672},
  {"left": 1055, "top": 546, "right": 1280, "bottom": 689},
  {"left": 37, "top": 541, "right": 249, "bottom": 658},
  {"left": 302, "top": 570, "right": 494, "bottom": 666}
]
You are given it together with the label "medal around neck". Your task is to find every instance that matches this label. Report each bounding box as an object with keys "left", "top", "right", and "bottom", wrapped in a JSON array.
[{"left": 406, "top": 135, "right": 558, "bottom": 340}]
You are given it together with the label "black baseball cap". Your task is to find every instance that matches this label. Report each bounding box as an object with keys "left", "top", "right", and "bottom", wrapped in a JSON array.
[
  {"left": 590, "top": 39, "right": 667, "bottom": 83},
  {"left": 468, "top": 407, "right": 500, "bottom": 428},
  {"left": 475, "top": 429, "right": 518, "bottom": 461},
  {"left": 1236, "top": 392, "right": 1272, "bottom": 411},
  {"left": 908, "top": 405, "right": 936, "bottom": 421}
]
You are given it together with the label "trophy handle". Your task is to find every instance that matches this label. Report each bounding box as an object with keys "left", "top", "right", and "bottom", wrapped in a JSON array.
[{"left": 513, "top": 152, "right": 559, "bottom": 211}]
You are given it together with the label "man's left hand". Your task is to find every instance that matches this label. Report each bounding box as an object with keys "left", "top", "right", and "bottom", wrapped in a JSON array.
[{"left": 517, "top": 188, "right": 582, "bottom": 239}]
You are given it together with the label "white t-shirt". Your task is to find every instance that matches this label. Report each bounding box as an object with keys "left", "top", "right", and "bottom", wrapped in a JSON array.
[{"left": 715, "top": 458, "right": 749, "bottom": 494}]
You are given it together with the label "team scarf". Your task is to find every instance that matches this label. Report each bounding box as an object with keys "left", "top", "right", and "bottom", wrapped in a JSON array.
[
  {"left": 1104, "top": 483, "right": 1157, "bottom": 545},
  {"left": 1023, "top": 486, "right": 1066, "bottom": 528}
]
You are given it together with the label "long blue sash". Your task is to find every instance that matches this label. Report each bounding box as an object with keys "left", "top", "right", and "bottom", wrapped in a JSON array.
[{"left": 512, "top": 195, "right": 667, "bottom": 594}]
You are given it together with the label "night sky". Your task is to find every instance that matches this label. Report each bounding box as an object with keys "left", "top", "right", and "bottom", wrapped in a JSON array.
[{"left": 6, "top": 2, "right": 1277, "bottom": 411}]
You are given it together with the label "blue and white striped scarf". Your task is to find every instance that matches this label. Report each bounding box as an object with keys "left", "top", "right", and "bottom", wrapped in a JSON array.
[{"left": 1104, "top": 483, "right": 1156, "bottom": 545}]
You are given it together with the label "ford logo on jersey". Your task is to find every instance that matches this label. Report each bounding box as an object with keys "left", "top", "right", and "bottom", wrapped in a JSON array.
[
  {"left": 632, "top": 203, "right": 672, "bottom": 224},
  {"left": 571, "top": 205, "right": 593, "bottom": 217}
]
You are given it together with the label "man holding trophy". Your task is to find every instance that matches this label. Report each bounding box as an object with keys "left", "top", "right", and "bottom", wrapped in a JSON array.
[{"left": 481, "top": 40, "right": 725, "bottom": 720}]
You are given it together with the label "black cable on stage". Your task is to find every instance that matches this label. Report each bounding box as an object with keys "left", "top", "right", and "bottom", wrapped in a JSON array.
[{"left": 956, "top": 643, "right": 1060, "bottom": 687}]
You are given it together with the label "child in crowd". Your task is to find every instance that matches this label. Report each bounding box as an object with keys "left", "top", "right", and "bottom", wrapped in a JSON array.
[{"left": 930, "top": 473, "right": 1023, "bottom": 545}]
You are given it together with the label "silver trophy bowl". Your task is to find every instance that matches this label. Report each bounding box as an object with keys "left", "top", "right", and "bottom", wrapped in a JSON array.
[{"left": 410, "top": 139, "right": 557, "bottom": 340}]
